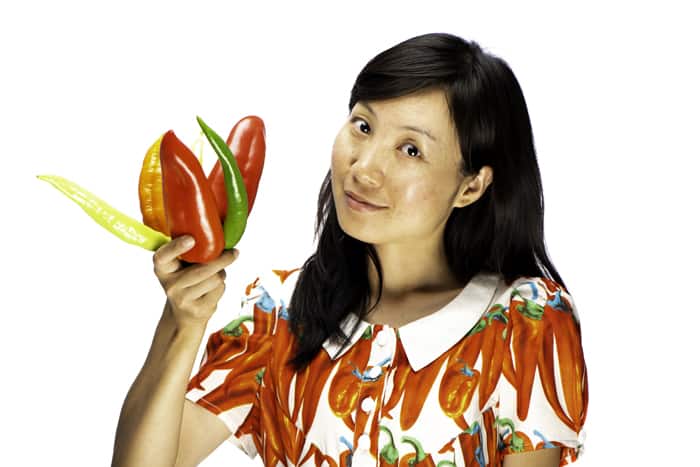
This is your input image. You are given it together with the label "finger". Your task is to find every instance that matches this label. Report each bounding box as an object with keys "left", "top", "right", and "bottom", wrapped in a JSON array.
[
  {"left": 182, "top": 274, "right": 225, "bottom": 302},
  {"left": 178, "top": 249, "right": 238, "bottom": 288},
  {"left": 154, "top": 236, "right": 195, "bottom": 275},
  {"left": 195, "top": 282, "right": 226, "bottom": 310}
]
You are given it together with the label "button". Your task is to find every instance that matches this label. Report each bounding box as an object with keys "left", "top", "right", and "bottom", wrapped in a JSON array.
[
  {"left": 360, "top": 396, "right": 374, "bottom": 413},
  {"left": 366, "top": 366, "right": 382, "bottom": 379},
  {"left": 375, "top": 329, "right": 389, "bottom": 347},
  {"left": 358, "top": 433, "right": 371, "bottom": 450}
]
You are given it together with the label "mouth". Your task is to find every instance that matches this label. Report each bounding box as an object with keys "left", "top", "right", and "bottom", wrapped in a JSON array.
[{"left": 344, "top": 192, "right": 387, "bottom": 212}]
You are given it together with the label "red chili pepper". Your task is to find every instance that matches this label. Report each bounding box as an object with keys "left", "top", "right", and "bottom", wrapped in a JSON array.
[
  {"left": 438, "top": 325, "right": 483, "bottom": 431},
  {"left": 299, "top": 351, "right": 340, "bottom": 433},
  {"left": 457, "top": 429, "right": 482, "bottom": 467},
  {"left": 159, "top": 130, "right": 224, "bottom": 263},
  {"left": 400, "top": 436, "right": 436, "bottom": 467},
  {"left": 258, "top": 365, "right": 286, "bottom": 466},
  {"left": 400, "top": 352, "right": 450, "bottom": 430},
  {"left": 208, "top": 115, "right": 266, "bottom": 220},
  {"left": 383, "top": 338, "right": 412, "bottom": 417},
  {"left": 537, "top": 282, "right": 588, "bottom": 432},
  {"left": 379, "top": 425, "right": 400, "bottom": 465},
  {"left": 496, "top": 417, "right": 533, "bottom": 453},
  {"left": 478, "top": 305, "right": 510, "bottom": 411},
  {"left": 186, "top": 315, "right": 253, "bottom": 391},
  {"left": 510, "top": 290, "right": 546, "bottom": 421},
  {"left": 438, "top": 359, "right": 480, "bottom": 422},
  {"left": 327, "top": 326, "right": 373, "bottom": 430}
]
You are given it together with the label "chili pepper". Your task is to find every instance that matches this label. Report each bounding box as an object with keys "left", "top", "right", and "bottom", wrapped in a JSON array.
[
  {"left": 536, "top": 317, "right": 574, "bottom": 432},
  {"left": 197, "top": 116, "right": 248, "bottom": 249},
  {"left": 379, "top": 425, "right": 400, "bottom": 465},
  {"left": 159, "top": 129, "right": 224, "bottom": 263},
  {"left": 208, "top": 115, "right": 266, "bottom": 219},
  {"left": 482, "top": 408, "right": 498, "bottom": 464},
  {"left": 495, "top": 417, "right": 532, "bottom": 453},
  {"left": 328, "top": 325, "right": 373, "bottom": 430},
  {"left": 138, "top": 133, "right": 207, "bottom": 236},
  {"left": 186, "top": 316, "right": 253, "bottom": 391},
  {"left": 510, "top": 288, "right": 546, "bottom": 420},
  {"left": 399, "top": 452, "right": 417, "bottom": 467},
  {"left": 138, "top": 133, "right": 169, "bottom": 236},
  {"left": 258, "top": 355, "right": 293, "bottom": 466},
  {"left": 401, "top": 352, "right": 450, "bottom": 430},
  {"left": 300, "top": 352, "right": 340, "bottom": 433},
  {"left": 438, "top": 330, "right": 483, "bottom": 431},
  {"left": 438, "top": 359, "right": 480, "bottom": 423},
  {"left": 37, "top": 174, "right": 171, "bottom": 251},
  {"left": 456, "top": 428, "right": 482, "bottom": 467},
  {"left": 537, "top": 288, "right": 588, "bottom": 432},
  {"left": 400, "top": 436, "right": 436, "bottom": 467},
  {"left": 478, "top": 305, "right": 510, "bottom": 411},
  {"left": 501, "top": 331, "right": 517, "bottom": 388},
  {"left": 196, "top": 365, "right": 264, "bottom": 411},
  {"left": 276, "top": 399, "right": 305, "bottom": 465},
  {"left": 269, "top": 298, "right": 298, "bottom": 421},
  {"left": 384, "top": 338, "right": 412, "bottom": 417}
]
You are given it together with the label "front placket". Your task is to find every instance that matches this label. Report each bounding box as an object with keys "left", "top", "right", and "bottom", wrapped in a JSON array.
[{"left": 351, "top": 325, "right": 397, "bottom": 467}]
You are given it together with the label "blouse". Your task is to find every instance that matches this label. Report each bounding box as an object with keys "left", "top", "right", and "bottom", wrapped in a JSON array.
[{"left": 185, "top": 266, "right": 588, "bottom": 467}]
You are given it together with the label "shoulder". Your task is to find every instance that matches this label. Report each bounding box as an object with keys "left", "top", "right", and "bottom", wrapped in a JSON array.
[
  {"left": 238, "top": 266, "right": 303, "bottom": 332},
  {"left": 492, "top": 276, "right": 580, "bottom": 325},
  {"left": 249, "top": 266, "right": 303, "bottom": 307}
]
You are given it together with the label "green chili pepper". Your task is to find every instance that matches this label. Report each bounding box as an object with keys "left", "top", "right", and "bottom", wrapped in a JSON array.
[
  {"left": 37, "top": 174, "right": 171, "bottom": 251},
  {"left": 196, "top": 116, "right": 248, "bottom": 249}
]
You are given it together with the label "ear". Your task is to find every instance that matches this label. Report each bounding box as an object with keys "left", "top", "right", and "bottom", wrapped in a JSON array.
[{"left": 453, "top": 165, "right": 493, "bottom": 208}]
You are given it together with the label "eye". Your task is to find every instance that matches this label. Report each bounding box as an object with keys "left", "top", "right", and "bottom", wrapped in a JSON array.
[
  {"left": 351, "top": 117, "right": 370, "bottom": 134},
  {"left": 400, "top": 142, "right": 422, "bottom": 158},
  {"left": 350, "top": 117, "right": 423, "bottom": 159}
]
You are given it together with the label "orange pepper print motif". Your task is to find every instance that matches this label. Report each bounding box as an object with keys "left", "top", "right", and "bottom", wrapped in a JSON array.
[
  {"left": 503, "top": 279, "right": 588, "bottom": 430},
  {"left": 184, "top": 272, "right": 587, "bottom": 467}
]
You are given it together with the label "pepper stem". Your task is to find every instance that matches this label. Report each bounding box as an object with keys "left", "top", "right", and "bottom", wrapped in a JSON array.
[
  {"left": 400, "top": 435, "right": 426, "bottom": 464},
  {"left": 222, "top": 315, "right": 254, "bottom": 336}
]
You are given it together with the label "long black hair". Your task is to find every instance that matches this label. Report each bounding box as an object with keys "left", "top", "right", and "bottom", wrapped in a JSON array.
[{"left": 286, "top": 32, "right": 566, "bottom": 372}]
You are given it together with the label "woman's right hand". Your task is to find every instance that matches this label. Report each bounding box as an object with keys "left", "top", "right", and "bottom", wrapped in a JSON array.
[{"left": 152, "top": 235, "right": 240, "bottom": 330}]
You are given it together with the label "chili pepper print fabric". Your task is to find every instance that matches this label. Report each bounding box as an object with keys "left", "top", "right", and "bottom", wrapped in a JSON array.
[{"left": 185, "top": 267, "right": 588, "bottom": 467}]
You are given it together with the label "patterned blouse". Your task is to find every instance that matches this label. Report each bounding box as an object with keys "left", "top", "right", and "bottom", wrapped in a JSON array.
[{"left": 185, "top": 267, "right": 588, "bottom": 467}]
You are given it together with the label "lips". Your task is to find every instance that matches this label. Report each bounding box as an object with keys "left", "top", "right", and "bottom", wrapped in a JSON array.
[{"left": 345, "top": 191, "right": 386, "bottom": 208}]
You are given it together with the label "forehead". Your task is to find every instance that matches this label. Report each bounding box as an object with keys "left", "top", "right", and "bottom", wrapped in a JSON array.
[{"left": 354, "top": 88, "right": 457, "bottom": 143}]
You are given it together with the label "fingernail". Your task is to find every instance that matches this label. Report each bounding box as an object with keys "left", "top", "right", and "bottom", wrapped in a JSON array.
[{"left": 184, "top": 237, "right": 195, "bottom": 248}]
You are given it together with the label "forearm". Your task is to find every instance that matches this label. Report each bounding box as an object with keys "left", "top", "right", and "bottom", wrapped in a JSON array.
[{"left": 111, "top": 303, "right": 206, "bottom": 467}]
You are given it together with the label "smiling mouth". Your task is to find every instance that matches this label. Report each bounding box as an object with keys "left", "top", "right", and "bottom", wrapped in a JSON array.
[{"left": 345, "top": 193, "right": 387, "bottom": 212}]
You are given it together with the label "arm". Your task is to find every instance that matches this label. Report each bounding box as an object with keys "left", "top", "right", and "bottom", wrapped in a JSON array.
[
  {"left": 503, "top": 447, "right": 561, "bottom": 467},
  {"left": 111, "top": 302, "right": 228, "bottom": 467}
]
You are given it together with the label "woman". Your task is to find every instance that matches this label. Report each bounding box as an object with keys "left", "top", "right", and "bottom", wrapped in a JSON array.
[{"left": 112, "top": 32, "right": 588, "bottom": 467}]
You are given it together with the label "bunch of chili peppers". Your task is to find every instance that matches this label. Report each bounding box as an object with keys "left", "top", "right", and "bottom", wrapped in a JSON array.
[{"left": 37, "top": 115, "right": 266, "bottom": 263}]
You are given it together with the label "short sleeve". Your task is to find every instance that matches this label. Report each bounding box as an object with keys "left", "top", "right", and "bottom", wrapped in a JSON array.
[
  {"left": 495, "top": 277, "right": 588, "bottom": 465},
  {"left": 185, "top": 271, "right": 279, "bottom": 460}
]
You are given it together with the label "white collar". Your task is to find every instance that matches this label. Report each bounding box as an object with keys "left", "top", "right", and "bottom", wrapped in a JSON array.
[{"left": 321, "top": 271, "right": 502, "bottom": 371}]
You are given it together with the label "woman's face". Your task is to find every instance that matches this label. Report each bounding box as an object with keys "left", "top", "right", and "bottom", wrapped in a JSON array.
[{"left": 331, "top": 88, "right": 479, "bottom": 246}]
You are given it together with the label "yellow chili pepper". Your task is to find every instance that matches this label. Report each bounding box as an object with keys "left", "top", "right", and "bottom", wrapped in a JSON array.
[
  {"left": 138, "top": 134, "right": 169, "bottom": 235},
  {"left": 37, "top": 174, "right": 171, "bottom": 251}
]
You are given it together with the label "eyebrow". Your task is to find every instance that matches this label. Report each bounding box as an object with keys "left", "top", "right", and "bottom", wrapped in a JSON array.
[{"left": 358, "top": 101, "right": 438, "bottom": 143}]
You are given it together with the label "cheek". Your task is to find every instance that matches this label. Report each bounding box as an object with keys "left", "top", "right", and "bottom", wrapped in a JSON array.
[
  {"left": 332, "top": 132, "right": 353, "bottom": 161},
  {"left": 402, "top": 181, "right": 438, "bottom": 207},
  {"left": 331, "top": 134, "right": 356, "bottom": 179}
]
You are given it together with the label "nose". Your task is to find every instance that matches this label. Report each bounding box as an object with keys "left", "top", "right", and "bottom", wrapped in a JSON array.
[{"left": 350, "top": 142, "right": 388, "bottom": 189}]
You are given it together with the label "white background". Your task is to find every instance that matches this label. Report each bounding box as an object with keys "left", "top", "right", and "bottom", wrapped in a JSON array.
[{"left": 2, "top": 1, "right": 697, "bottom": 465}]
